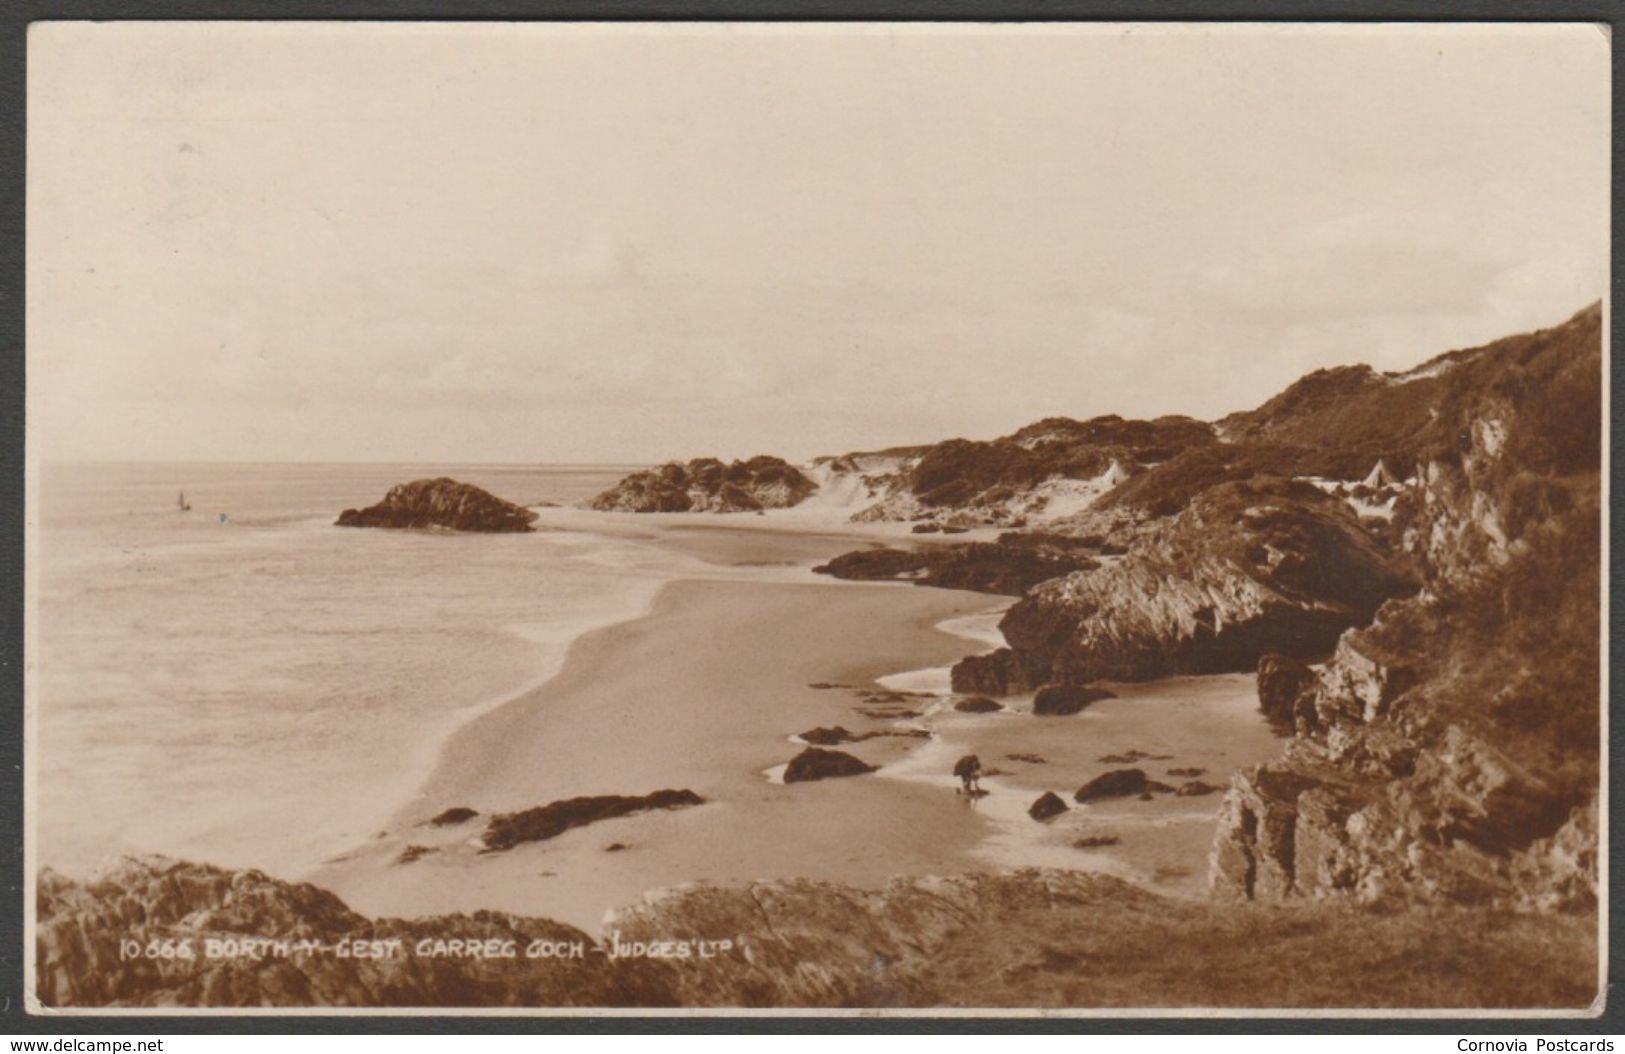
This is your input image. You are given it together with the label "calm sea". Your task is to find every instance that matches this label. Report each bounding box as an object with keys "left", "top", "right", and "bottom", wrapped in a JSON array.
[{"left": 32, "top": 462, "right": 667, "bottom": 879}]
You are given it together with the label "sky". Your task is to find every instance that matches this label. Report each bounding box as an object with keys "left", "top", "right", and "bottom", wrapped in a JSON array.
[{"left": 27, "top": 22, "right": 1610, "bottom": 464}]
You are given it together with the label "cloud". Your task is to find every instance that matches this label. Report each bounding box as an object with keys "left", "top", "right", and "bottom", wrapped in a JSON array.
[{"left": 1168, "top": 207, "right": 1520, "bottom": 324}]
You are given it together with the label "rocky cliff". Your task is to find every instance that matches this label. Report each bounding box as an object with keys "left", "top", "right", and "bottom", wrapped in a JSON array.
[
  {"left": 35, "top": 856, "right": 1594, "bottom": 1009},
  {"left": 1209, "top": 303, "right": 1602, "bottom": 911},
  {"left": 589, "top": 456, "right": 817, "bottom": 513},
  {"left": 336, "top": 478, "right": 539, "bottom": 533}
]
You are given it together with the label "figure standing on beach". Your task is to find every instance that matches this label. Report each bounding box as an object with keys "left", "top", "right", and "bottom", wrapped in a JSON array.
[{"left": 953, "top": 754, "right": 982, "bottom": 794}]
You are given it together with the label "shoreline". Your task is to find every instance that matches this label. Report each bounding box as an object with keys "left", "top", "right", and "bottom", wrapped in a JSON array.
[
  {"left": 308, "top": 521, "right": 1015, "bottom": 932},
  {"left": 45, "top": 507, "right": 1282, "bottom": 935}
]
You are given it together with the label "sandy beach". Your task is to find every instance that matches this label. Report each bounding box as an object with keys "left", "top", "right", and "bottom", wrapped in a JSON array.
[
  {"left": 312, "top": 573, "right": 1004, "bottom": 931},
  {"left": 311, "top": 518, "right": 1282, "bottom": 934}
]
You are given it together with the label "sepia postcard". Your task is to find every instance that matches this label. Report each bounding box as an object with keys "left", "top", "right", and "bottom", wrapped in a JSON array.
[{"left": 22, "top": 20, "right": 1609, "bottom": 1016}]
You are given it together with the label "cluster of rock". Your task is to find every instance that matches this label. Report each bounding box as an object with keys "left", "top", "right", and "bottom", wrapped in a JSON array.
[
  {"left": 1073, "top": 768, "right": 1216, "bottom": 801},
  {"left": 589, "top": 457, "right": 817, "bottom": 513},
  {"left": 1025, "top": 756, "right": 1219, "bottom": 826},
  {"left": 770, "top": 682, "right": 956, "bottom": 783},
  {"left": 795, "top": 725, "right": 928, "bottom": 746},
  {"left": 335, "top": 478, "right": 539, "bottom": 533},
  {"left": 951, "top": 477, "right": 1416, "bottom": 694}
]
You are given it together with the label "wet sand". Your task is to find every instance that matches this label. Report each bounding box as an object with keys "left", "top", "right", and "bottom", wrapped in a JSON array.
[
  {"left": 312, "top": 574, "right": 1010, "bottom": 932},
  {"left": 876, "top": 672, "right": 1284, "bottom": 896}
]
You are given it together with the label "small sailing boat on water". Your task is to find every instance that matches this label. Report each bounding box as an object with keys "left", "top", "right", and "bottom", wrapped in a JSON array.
[{"left": 177, "top": 491, "right": 191, "bottom": 512}]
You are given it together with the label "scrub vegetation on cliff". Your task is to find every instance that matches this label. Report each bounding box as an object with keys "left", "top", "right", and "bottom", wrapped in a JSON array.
[
  {"left": 35, "top": 858, "right": 1596, "bottom": 1010},
  {"left": 1210, "top": 304, "right": 1602, "bottom": 911}
]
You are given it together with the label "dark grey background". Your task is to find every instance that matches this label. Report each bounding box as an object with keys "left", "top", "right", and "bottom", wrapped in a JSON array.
[{"left": 0, "top": 0, "right": 1618, "bottom": 1034}]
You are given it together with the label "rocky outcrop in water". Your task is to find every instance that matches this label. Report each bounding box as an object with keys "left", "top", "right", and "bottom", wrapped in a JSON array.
[
  {"left": 335, "top": 478, "right": 539, "bottom": 533},
  {"left": 1209, "top": 304, "right": 1601, "bottom": 912},
  {"left": 783, "top": 748, "right": 875, "bottom": 783},
  {"left": 590, "top": 457, "right": 817, "bottom": 513},
  {"left": 1028, "top": 792, "right": 1068, "bottom": 821},
  {"left": 482, "top": 790, "right": 704, "bottom": 851},
  {"left": 952, "top": 477, "right": 1416, "bottom": 693},
  {"left": 797, "top": 726, "right": 858, "bottom": 746},
  {"left": 1075, "top": 769, "right": 1168, "bottom": 802}
]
